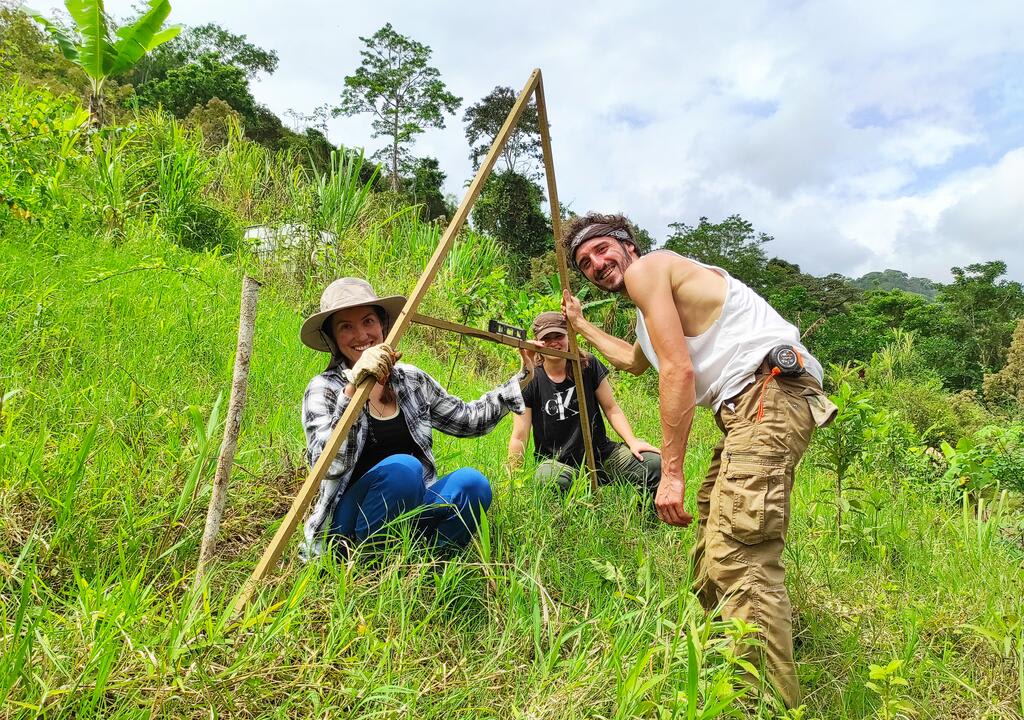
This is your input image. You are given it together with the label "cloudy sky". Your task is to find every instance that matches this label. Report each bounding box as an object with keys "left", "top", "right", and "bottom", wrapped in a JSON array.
[{"left": 31, "top": 0, "right": 1024, "bottom": 281}]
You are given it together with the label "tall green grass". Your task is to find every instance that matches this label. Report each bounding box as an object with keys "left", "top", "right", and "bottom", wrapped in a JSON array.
[{"left": 3, "top": 221, "right": 1023, "bottom": 718}]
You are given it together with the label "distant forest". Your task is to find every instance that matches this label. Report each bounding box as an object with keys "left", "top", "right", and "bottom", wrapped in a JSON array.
[{"left": 852, "top": 269, "right": 937, "bottom": 300}]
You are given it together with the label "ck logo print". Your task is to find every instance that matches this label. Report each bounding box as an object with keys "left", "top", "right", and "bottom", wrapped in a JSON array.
[{"left": 544, "top": 387, "right": 579, "bottom": 420}]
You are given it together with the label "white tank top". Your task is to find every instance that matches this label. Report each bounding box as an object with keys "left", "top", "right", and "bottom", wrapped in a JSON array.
[{"left": 634, "top": 252, "right": 823, "bottom": 411}]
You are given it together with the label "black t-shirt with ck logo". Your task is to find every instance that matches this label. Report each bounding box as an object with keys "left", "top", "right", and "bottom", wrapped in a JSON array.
[{"left": 522, "top": 359, "right": 617, "bottom": 465}]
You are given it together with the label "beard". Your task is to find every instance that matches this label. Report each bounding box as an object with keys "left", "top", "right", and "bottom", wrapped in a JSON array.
[
  {"left": 593, "top": 258, "right": 630, "bottom": 293},
  {"left": 596, "top": 274, "right": 626, "bottom": 293}
]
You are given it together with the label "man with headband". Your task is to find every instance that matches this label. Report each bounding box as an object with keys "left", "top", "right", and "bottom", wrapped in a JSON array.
[{"left": 560, "top": 212, "right": 836, "bottom": 710}]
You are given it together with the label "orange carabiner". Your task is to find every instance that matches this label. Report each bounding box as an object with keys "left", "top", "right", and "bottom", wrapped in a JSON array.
[{"left": 756, "top": 366, "right": 782, "bottom": 422}]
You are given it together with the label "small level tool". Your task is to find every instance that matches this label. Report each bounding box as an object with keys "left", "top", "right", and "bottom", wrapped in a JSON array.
[{"left": 488, "top": 319, "right": 527, "bottom": 340}]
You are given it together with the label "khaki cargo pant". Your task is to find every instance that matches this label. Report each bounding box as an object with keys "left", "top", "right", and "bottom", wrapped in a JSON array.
[{"left": 691, "top": 368, "right": 825, "bottom": 709}]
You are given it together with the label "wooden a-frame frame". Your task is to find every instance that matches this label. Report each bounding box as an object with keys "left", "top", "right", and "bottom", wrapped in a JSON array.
[{"left": 233, "top": 69, "right": 595, "bottom": 614}]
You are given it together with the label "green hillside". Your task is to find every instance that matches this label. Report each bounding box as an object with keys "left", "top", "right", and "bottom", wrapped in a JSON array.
[{"left": 852, "top": 270, "right": 938, "bottom": 300}]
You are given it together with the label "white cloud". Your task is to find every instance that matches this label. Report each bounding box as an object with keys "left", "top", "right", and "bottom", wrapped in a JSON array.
[
  {"left": 933, "top": 148, "right": 1024, "bottom": 262},
  {"left": 880, "top": 125, "right": 979, "bottom": 169}
]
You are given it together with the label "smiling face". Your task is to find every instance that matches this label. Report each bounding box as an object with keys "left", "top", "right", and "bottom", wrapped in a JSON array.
[
  {"left": 329, "top": 305, "right": 385, "bottom": 366},
  {"left": 538, "top": 331, "right": 569, "bottom": 353},
  {"left": 574, "top": 237, "right": 637, "bottom": 293}
]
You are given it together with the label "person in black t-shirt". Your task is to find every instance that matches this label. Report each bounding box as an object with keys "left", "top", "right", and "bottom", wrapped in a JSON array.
[{"left": 507, "top": 311, "right": 661, "bottom": 493}]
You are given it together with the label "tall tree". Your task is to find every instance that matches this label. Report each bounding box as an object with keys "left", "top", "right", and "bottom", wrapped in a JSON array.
[
  {"left": 25, "top": 0, "right": 180, "bottom": 124},
  {"left": 463, "top": 85, "right": 541, "bottom": 174},
  {"left": 125, "top": 22, "right": 277, "bottom": 88},
  {"left": 472, "top": 170, "right": 550, "bottom": 279},
  {"left": 335, "top": 23, "right": 461, "bottom": 191},
  {"left": 665, "top": 214, "right": 771, "bottom": 291},
  {"left": 405, "top": 156, "right": 451, "bottom": 223}
]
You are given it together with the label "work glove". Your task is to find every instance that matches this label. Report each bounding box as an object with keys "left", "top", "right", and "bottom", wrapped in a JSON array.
[{"left": 344, "top": 343, "right": 398, "bottom": 386}]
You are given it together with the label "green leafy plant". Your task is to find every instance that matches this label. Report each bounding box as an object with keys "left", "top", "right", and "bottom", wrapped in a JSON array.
[
  {"left": 861, "top": 406, "right": 922, "bottom": 479},
  {"left": 865, "top": 659, "right": 915, "bottom": 719},
  {"left": 85, "top": 125, "right": 153, "bottom": 237},
  {"left": 311, "top": 148, "right": 379, "bottom": 248},
  {"left": 149, "top": 116, "right": 237, "bottom": 250},
  {"left": 0, "top": 82, "right": 89, "bottom": 222},
  {"left": 815, "top": 381, "right": 875, "bottom": 535},
  {"left": 25, "top": 0, "right": 181, "bottom": 124},
  {"left": 940, "top": 423, "right": 1024, "bottom": 499}
]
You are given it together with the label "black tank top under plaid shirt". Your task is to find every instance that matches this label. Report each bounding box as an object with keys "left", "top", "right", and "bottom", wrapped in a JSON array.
[{"left": 349, "top": 408, "right": 419, "bottom": 481}]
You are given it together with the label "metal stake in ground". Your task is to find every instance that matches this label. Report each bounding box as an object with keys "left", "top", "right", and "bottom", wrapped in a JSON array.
[{"left": 195, "top": 276, "right": 260, "bottom": 588}]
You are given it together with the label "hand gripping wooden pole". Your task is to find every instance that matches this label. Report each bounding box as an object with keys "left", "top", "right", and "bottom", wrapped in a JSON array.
[{"left": 233, "top": 69, "right": 597, "bottom": 614}]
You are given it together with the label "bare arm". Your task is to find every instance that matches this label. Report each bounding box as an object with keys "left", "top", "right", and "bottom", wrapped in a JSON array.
[
  {"left": 595, "top": 378, "right": 658, "bottom": 459},
  {"left": 562, "top": 290, "right": 651, "bottom": 374},
  {"left": 595, "top": 378, "right": 638, "bottom": 445},
  {"left": 507, "top": 406, "right": 533, "bottom": 469},
  {"left": 624, "top": 258, "right": 695, "bottom": 527}
]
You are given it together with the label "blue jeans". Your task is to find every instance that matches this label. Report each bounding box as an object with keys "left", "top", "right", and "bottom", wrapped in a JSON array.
[{"left": 329, "top": 454, "right": 492, "bottom": 548}]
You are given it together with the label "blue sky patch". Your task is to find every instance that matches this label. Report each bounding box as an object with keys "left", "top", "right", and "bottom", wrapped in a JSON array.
[
  {"left": 605, "top": 105, "right": 655, "bottom": 130},
  {"left": 735, "top": 99, "right": 779, "bottom": 118},
  {"left": 848, "top": 105, "right": 892, "bottom": 129}
]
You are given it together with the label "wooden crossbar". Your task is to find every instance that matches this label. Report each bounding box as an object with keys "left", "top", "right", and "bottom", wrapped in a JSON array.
[{"left": 412, "top": 313, "right": 574, "bottom": 360}]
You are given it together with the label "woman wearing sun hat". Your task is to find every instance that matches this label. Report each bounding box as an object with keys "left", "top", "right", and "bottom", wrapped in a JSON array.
[{"left": 299, "top": 277, "right": 536, "bottom": 558}]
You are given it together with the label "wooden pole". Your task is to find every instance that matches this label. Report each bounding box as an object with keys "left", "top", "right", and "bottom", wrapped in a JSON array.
[
  {"left": 195, "top": 276, "right": 260, "bottom": 588},
  {"left": 535, "top": 75, "right": 599, "bottom": 491},
  {"left": 232, "top": 71, "right": 545, "bottom": 615}
]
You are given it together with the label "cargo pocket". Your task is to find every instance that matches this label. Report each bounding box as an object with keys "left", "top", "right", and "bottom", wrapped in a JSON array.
[{"left": 718, "top": 453, "right": 789, "bottom": 545}]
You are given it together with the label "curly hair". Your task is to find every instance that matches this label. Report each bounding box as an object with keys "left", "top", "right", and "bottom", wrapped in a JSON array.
[{"left": 560, "top": 212, "right": 643, "bottom": 268}]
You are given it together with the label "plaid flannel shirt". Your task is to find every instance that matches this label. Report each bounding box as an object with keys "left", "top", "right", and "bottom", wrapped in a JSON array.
[{"left": 300, "top": 362, "right": 525, "bottom": 558}]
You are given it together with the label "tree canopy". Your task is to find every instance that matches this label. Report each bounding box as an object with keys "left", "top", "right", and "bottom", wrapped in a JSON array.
[
  {"left": 463, "top": 85, "right": 541, "bottom": 175},
  {"left": 125, "top": 21, "right": 278, "bottom": 87},
  {"left": 665, "top": 214, "right": 772, "bottom": 291},
  {"left": 336, "top": 23, "right": 461, "bottom": 192},
  {"left": 136, "top": 52, "right": 254, "bottom": 121},
  {"left": 852, "top": 269, "right": 937, "bottom": 300}
]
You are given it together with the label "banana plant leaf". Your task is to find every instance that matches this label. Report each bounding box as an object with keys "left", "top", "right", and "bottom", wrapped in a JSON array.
[
  {"left": 64, "top": 0, "right": 118, "bottom": 84},
  {"left": 22, "top": 10, "right": 80, "bottom": 62},
  {"left": 24, "top": 0, "right": 180, "bottom": 86},
  {"left": 112, "top": 0, "right": 180, "bottom": 76}
]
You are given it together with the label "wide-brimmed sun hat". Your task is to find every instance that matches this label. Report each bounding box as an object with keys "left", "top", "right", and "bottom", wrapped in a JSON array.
[{"left": 300, "top": 278, "right": 407, "bottom": 352}]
